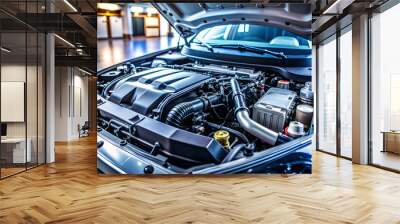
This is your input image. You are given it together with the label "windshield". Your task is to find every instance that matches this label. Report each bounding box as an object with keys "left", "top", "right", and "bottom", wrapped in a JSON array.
[{"left": 193, "top": 24, "right": 311, "bottom": 50}]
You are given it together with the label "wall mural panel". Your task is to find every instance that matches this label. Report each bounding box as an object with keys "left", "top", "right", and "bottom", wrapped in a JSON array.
[{"left": 96, "top": 3, "right": 313, "bottom": 175}]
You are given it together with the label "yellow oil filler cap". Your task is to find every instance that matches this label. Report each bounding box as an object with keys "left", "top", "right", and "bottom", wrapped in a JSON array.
[{"left": 214, "top": 130, "right": 230, "bottom": 149}]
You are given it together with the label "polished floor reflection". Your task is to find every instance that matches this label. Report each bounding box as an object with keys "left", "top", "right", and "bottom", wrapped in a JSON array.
[
  {"left": 373, "top": 150, "right": 400, "bottom": 171},
  {"left": 97, "top": 36, "right": 180, "bottom": 71}
]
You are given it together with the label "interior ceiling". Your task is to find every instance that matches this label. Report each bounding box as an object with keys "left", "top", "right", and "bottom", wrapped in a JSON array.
[
  {"left": 0, "top": 0, "right": 96, "bottom": 74},
  {"left": 311, "top": 0, "right": 389, "bottom": 43},
  {"left": 1, "top": 0, "right": 394, "bottom": 72}
]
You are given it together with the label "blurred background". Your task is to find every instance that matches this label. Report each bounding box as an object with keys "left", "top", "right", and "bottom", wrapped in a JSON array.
[{"left": 97, "top": 3, "right": 179, "bottom": 70}]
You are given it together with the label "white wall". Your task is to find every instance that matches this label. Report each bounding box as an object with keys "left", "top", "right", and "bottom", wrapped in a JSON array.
[
  {"left": 72, "top": 73, "right": 89, "bottom": 138},
  {"left": 1, "top": 65, "right": 30, "bottom": 138},
  {"left": 54, "top": 67, "right": 89, "bottom": 141},
  {"left": 97, "top": 16, "right": 108, "bottom": 39},
  {"left": 110, "top": 16, "right": 123, "bottom": 38},
  {"left": 55, "top": 66, "right": 69, "bottom": 141}
]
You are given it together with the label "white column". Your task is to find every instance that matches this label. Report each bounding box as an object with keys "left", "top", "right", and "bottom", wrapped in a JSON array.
[
  {"left": 45, "top": 0, "right": 56, "bottom": 163},
  {"left": 352, "top": 14, "right": 369, "bottom": 164},
  {"left": 46, "top": 33, "right": 55, "bottom": 163},
  {"left": 122, "top": 5, "right": 133, "bottom": 37},
  {"left": 312, "top": 46, "right": 317, "bottom": 151}
]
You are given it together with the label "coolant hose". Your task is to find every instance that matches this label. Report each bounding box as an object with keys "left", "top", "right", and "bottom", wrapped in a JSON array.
[
  {"left": 230, "top": 78, "right": 279, "bottom": 145},
  {"left": 223, "top": 144, "right": 246, "bottom": 163},
  {"left": 166, "top": 95, "right": 221, "bottom": 128},
  {"left": 222, "top": 143, "right": 255, "bottom": 163}
]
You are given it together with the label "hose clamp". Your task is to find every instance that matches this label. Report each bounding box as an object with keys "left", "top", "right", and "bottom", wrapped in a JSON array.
[{"left": 234, "top": 106, "right": 248, "bottom": 116}]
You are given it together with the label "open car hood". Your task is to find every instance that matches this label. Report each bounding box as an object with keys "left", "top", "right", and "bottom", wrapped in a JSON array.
[{"left": 152, "top": 3, "right": 311, "bottom": 38}]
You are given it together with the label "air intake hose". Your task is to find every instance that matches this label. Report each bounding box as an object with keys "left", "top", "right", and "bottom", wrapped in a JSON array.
[
  {"left": 166, "top": 95, "right": 221, "bottom": 128},
  {"left": 230, "top": 78, "right": 279, "bottom": 145}
]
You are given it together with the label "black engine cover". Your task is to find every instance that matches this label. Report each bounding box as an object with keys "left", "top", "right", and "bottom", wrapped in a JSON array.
[
  {"left": 108, "top": 67, "right": 209, "bottom": 115},
  {"left": 98, "top": 101, "right": 227, "bottom": 164}
]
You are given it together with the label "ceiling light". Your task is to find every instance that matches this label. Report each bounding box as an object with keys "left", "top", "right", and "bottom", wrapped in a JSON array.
[
  {"left": 63, "top": 0, "right": 78, "bottom": 12},
  {"left": 131, "top": 6, "right": 144, "bottom": 13},
  {"left": 54, "top": 34, "right": 75, "bottom": 48},
  {"left": 97, "top": 3, "right": 121, "bottom": 11},
  {"left": 76, "top": 48, "right": 83, "bottom": 55},
  {"left": 1, "top": 47, "right": 11, "bottom": 53}
]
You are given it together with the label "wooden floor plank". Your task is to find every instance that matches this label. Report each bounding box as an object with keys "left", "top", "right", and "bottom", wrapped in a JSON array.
[{"left": 0, "top": 135, "right": 400, "bottom": 223}]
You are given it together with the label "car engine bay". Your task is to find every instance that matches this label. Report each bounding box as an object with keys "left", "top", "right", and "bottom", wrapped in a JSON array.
[{"left": 97, "top": 52, "right": 314, "bottom": 171}]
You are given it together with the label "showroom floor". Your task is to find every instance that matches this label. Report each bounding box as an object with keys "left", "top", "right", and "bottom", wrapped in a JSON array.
[
  {"left": 0, "top": 136, "right": 399, "bottom": 223},
  {"left": 97, "top": 36, "right": 180, "bottom": 71}
]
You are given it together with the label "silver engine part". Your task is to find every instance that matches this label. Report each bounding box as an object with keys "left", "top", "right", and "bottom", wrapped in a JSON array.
[
  {"left": 252, "top": 87, "right": 297, "bottom": 132},
  {"left": 230, "top": 78, "right": 278, "bottom": 146},
  {"left": 287, "top": 121, "right": 306, "bottom": 138},
  {"left": 300, "top": 81, "right": 313, "bottom": 105},
  {"left": 230, "top": 78, "right": 279, "bottom": 145},
  {"left": 295, "top": 104, "right": 314, "bottom": 129}
]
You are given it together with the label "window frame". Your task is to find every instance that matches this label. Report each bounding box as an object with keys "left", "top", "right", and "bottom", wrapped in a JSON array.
[{"left": 315, "top": 24, "right": 353, "bottom": 161}]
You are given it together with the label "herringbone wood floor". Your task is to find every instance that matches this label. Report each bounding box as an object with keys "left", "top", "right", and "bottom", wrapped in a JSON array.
[{"left": 1, "top": 135, "right": 400, "bottom": 224}]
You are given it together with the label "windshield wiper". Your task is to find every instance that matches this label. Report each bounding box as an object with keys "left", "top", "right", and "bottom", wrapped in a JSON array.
[
  {"left": 192, "top": 41, "right": 287, "bottom": 60},
  {"left": 210, "top": 44, "right": 287, "bottom": 60},
  {"left": 193, "top": 38, "right": 214, "bottom": 52}
]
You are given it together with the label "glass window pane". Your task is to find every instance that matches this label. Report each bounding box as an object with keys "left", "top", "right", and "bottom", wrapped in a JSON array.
[
  {"left": 1, "top": 31, "right": 27, "bottom": 177},
  {"left": 371, "top": 4, "right": 400, "bottom": 171},
  {"left": 317, "top": 37, "right": 337, "bottom": 154},
  {"left": 196, "top": 24, "right": 311, "bottom": 49},
  {"left": 340, "top": 29, "right": 352, "bottom": 158},
  {"left": 1, "top": 0, "right": 46, "bottom": 179}
]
